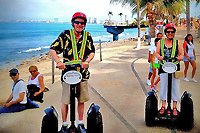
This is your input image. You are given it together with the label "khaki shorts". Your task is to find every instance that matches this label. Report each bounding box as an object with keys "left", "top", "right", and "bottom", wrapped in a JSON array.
[{"left": 61, "top": 81, "right": 89, "bottom": 104}]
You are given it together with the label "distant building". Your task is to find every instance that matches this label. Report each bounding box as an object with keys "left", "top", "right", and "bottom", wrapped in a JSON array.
[
  {"left": 88, "top": 17, "right": 97, "bottom": 24},
  {"left": 54, "top": 18, "right": 59, "bottom": 23},
  {"left": 93, "top": 18, "right": 97, "bottom": 24}
]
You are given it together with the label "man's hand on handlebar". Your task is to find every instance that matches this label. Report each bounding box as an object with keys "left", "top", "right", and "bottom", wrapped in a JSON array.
[
  {"left": 56, "top": 61, "right": 89, "bottom": 69},
  {"left": 82, "top": 61, "right": 89, "bottom": 69},
  {"left": 56, "top": 62, "right": 66, "bottom": 70}
]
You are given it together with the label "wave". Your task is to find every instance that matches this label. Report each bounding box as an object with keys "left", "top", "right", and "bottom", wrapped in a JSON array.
[{"left": 18, "top": 46, "right": 49, "bottom": 53}]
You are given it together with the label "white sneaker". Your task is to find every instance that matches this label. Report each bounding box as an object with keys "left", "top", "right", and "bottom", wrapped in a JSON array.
[
  {"left": 184, "top": 77, "right": 189, "bottom": 82},
  {"left": 146, "top": 80, "right": 151, "bottom": 86},
  {"left": 191, "top": 78, "right": 198, "bottom": 83}
]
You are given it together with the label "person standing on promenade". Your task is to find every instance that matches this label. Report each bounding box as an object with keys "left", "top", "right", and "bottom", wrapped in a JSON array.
[
  {"left": 143, "top": 32, "right": 151, "bottom": 45},
  {"left": 149, "top": 37, "right": 162, "bottom": 91},
  {"left": 156, "top": 23, "right": 183, "bottom": 116},
  {"left": 0, "top": 68, "right": 27, "bottom": 114},
  {"left": 182, "top": 34, "right": 197, "bottom": 82},
  {"left": 50, "top": 12, "right": 95, "bottom": 133},
  {"left": 146, "top": 33, "right": 163, "bottom": 86}
]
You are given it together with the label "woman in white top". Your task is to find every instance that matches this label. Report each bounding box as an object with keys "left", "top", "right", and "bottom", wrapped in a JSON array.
[
  {"left": 28, "top": 66, "right": 45, "bottom": 102},
  {"left": 183, "top": 34, "right": 197, "bottom": 82}
]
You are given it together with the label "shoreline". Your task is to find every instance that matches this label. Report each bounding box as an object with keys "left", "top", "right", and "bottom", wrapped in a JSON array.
[
  {"left": 1, "top": 26, "right": 199, "bottom": 72},
  {"left": 0, "top": 38, "right": 137, "bottom": 71},
  {"left": 0, "top": 38, "right": 138, "bottom": 102}
]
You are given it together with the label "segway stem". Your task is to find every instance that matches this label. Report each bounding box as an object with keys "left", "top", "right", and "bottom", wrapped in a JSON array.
[
  {"left": 70, "top": 84, "right": 76, "bottom": 126},
  {"left": 167, "top": 73, "right": 172, "bottom": 110}
]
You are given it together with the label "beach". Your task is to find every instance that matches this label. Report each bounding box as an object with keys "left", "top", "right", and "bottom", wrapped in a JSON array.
[{"left": 0, "top": 27, "right": 200, "bottom": 133}]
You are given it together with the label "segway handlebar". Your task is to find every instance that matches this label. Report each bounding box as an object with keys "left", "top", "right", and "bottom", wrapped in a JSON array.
[
  {"left": 56, "top": 60, "right": 82, "bottom": 68},
  {"left": 159, "top": 57, "right": 179, "bottom": 65}
]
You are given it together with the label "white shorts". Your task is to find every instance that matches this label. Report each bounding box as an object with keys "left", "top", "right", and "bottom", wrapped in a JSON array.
[{"left": 159, "top": 73, "right": 180, "bottom": 101}]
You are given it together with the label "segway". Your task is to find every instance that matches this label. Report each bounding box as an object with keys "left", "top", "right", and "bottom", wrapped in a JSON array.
[
  {"left": 145, "top": 58, "right": 194, "bottom": 130},
  {"left": 41, "top": 62, "right": 103, "bottom": 133}
]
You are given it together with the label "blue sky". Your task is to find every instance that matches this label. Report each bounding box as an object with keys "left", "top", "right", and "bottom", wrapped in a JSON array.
[{"left": 0, "top": 0, "right": 199, "bottom": 22}]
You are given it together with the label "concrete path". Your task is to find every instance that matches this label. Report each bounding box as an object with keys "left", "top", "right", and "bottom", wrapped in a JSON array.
[
  {"left": 0, "top": 40, "right": 199, "bottom": 133},
  {"left": 88, "top": 43, "right": 200, "bottom": 133}
]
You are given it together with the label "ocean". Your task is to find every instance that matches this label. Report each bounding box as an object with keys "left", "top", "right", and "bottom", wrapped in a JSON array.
[{"left": 0, "top": 22, "right": 146, "bottom": 69}]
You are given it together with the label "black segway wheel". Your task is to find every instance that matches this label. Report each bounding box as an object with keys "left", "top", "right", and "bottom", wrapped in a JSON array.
[
  {"left": 145, "top": 92, "right": 158, "bottom": 126},
  {"left": 87, "top": 103, "right": 103, "bottom": 133},
  {"left": 179, "top": 91, "right": 194, "bottom": 130}
]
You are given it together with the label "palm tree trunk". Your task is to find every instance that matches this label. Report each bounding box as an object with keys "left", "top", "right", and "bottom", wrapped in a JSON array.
[
  {"left": 136, "top": 0, "right": 141, "bottom": 48},
  {"left": 186, "top": 0, "right": 190, "bottom": 34},
  {"left": 146, "top": 2, "right": 155, "bottom": 39}
]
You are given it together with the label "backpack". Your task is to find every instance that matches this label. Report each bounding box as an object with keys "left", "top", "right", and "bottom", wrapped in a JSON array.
[
  {"left": 27, "top": 84, "right": 44, "bottom": 103},
  {"left": 87, "top": 103, "right": 103, "bottom": 133},
  {"left": 41, "top": 106, "right": 58, "bottom": 133}
]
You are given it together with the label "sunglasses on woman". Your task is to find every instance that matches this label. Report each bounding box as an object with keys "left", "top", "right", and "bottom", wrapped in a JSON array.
[
  {"left": 29, "top": 70, "right": 37, "bottom": 73},
  {"left": 166, "top": 31, "right": 175, "bottom": 34}
]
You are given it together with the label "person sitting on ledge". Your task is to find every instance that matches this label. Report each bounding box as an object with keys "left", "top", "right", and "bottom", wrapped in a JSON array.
[
  {"left": 0, "top": 68, "right": 27, "bottom": 114},
  {"left": 27, "top": 65, "right": 45, "bottom": 103}
]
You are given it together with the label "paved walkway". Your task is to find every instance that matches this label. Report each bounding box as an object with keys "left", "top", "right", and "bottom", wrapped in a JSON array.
[
  {"left": 88, "top": 42, "right": 200, "bottom": 133},
  {"left": 0, "top": 37, "right": 199, "bottom": 133}
]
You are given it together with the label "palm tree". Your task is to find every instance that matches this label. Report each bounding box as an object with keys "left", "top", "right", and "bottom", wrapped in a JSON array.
[
  {"left": 125, "top": 15, "right": 127, "bottom": 21},
  {"left": 108, "top": 11, "right": 113, "bottom": 22},
  {"left": 136, "top": 0, "right": 141, "bottom": 48},
  {"left": 146, "top": 2, "right": 155, "bottom": 38},
  {"left": 118, "top": 13, "right": 123, "bottom": 22},
  {"left": 145, "top": 0, "right": 188, "bottom": 37},
  {"left": 110, "top": 0, "right": 198, "bottom": 38},
  {"left": 110, "top": 0, "right": 143, "bottom": 48},
  {"left": 186, "top": 0, "right": 190, "bottom": 33},
  {"left": 184, "top": 0, "right": 200, "bottom": 34}
]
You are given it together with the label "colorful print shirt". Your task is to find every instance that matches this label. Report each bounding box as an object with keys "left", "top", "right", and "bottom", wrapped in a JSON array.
[{"left": 50, "top": 30, "right": 95, "bottom": 80}]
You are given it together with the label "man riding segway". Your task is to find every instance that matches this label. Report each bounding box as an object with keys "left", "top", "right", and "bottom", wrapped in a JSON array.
[{"left": 50, "top": 12, "right": 95, "bottom": 133}]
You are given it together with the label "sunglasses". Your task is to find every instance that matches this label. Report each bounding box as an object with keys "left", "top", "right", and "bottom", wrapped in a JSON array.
[
  {"left": 29, "top": 70, "right": 37, "bottom": 73},
  {"left": 73, "top": 20, "right": 86, "bottom": 25},
  {"left": 166, "top": 31, "right": 175, "bottom": 34},
  {"left": 10, "top": 73, "right": 17, "bottom": 77}
]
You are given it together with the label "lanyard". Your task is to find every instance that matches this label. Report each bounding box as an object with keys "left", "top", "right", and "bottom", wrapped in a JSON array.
[
  {"left": 69, "top": 29, "right": 87, "bottom": 65},
  {"left": 160, "top": 38, "right": 178, "bottom": 64}
]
